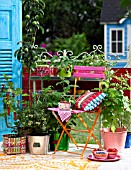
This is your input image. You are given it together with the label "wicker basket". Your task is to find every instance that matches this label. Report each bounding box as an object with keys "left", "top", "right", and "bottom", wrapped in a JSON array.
[{"left": 2, "top": 134, "right": 26, "bottom": 155}]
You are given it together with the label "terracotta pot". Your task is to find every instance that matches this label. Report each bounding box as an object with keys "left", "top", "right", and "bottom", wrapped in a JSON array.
[{"left": 101, "top": 128, "right": 127, "bottom": 152}]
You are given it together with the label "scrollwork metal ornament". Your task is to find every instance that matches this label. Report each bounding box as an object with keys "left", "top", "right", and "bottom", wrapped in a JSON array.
[{"left": 36, "top": 45, "right": 130, "bottom": 68}]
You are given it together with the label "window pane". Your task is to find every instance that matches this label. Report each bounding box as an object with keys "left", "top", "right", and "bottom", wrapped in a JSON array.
[
  {"left": 118, "top": 43, "right": 122, "bottom": 53},
  {"left": 112, "top": 31, "right": 116, "bottom": 41},
  {"left": 112, "top": 43, "right": 116, "bottom": 53},
  {"left": 118, "top": 31, "right": 122, "bottom": 41}
]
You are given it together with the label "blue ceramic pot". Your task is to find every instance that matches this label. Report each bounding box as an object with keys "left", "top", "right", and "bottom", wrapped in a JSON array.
[{"left": 125, "top": 132, "right": 131, "bottom": 148}]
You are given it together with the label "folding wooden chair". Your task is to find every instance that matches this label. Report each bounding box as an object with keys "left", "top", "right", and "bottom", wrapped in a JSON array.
[
  {"left": 72, "top": 66, "right": 106, "bottom": 156},
  {"left": 49, "top": 66, "right": 106, "bottom": 157}
]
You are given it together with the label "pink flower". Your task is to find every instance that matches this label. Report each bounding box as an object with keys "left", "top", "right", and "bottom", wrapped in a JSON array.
[
  {"left": 48, "top": 51, "right": 53, "bottom": 58},
  {"left": 41, "top": 43, "right": 46, "bottom": 48},
  {"left": 54, "top": 52, "right": 58, "bottom": 56},
  {"left": 48, "top": 51, "right": 52, "bottom": 55}
]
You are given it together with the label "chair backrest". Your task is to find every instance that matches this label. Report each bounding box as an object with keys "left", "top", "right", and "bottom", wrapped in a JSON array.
[{"left": 73, "top": 66, "right": 106, "bottom": 79}]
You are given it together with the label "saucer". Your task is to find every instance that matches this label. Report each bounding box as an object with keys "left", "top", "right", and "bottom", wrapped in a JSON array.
[{"left": 87, "top": 154, "right": 121, "bottom": 162}]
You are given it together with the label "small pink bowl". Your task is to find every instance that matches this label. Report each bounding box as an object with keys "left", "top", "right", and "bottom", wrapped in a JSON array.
[
  {"left": 92, "top": 148, "right": 105, "bottom": 156},
  {"left": 108, "top": 152, "right": 118, "bottom": 159},
  {"left": 94, "top": 151, "right": 108, "bottom": 160}
]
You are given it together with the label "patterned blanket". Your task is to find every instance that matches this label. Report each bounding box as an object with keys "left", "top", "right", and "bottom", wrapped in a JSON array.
[{"left": 0, "top": 152, "right": 101, "bottom": 170}]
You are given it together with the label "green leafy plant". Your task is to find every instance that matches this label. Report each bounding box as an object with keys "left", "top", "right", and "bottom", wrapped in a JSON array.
[
  {"left": 50, "top": 50, "right": 76, "bottom": 77},
  {"left": 0, "top": 75, "right": 51, "bottom": 136},
  {"left": 0, "top": 75, "right": 26, "bottom": 134},
  {"left": 47, "top": 33, "right": 90, "bottom": 56},
  {"left": 11, "top": 0, "right": 48, "bottom": 136},
  {"left": 120, "top": 0, "right": 131, "bottom": 18},
  {"left": 56, "top": 78, "right": 76, "bottom": 103},
  {"left": 99, "top": 69, "right": 131, "bottom": 132},
  {"left": 79, "top": 53, "right": 116, "bottom": 67},
  {"left": 36, "top": 84, "right": 76, "bottom": 133},
  {"left": 49, "top": 46, "right": 118, "bottom": 75},
  {"left": 15, "top": 0, "right": 46, "bottom": 95},
  {"left": 38, "top": 86, "right": 62, "bottom": 133},
  {"left": 14, "top": 94, "right": 50, "bottom": 136}
]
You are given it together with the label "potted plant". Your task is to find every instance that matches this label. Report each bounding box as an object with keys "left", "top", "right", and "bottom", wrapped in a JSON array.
[
  {"left": 39, "top": 86, "right": 67, "bottom": 151},
  {"left": 39, "top": 79, "right": 77, "bottom": 151},
  {"left": 0, "top": 74, "right": 51, "bottom": 155},
  {"left": 0, "top": 74, "right": 27, "bottom": 155},
  {"left": 50, "top": 50, "right": 77, "bottom": 77},
  {"left": 14, "top": 0, "right": 46, "bottom": 96},
  {"left": 99, "top": 68, "right": 131, "bottom": 151},
  {"left": 9, "top": 90, "right": 51, "bottom": 155},
  {"left": 12, "top": 0, "right": 51, "bottom": 155},
  {"left": 17, "top": 98, "right": 50, "bottom": 155}
]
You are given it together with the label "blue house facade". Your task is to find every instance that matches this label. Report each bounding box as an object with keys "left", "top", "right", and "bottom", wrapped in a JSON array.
[
  {"left": 0, "top": 0, "right": 22, "bottom": 141},
  {"left": 100, "top": 0, "right": 131, "bottom": 68}
]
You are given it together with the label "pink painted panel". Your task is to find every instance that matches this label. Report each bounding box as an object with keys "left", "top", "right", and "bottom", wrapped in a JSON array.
[
  {"left": 73, "top": 73, "right": 105, "bottom": 79},
  {"left": 74, "top": 66, "right": 106, "bottom": 71}
]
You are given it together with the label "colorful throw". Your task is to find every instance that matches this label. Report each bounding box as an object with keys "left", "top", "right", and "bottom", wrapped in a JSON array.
[
  {"left": 75, "top": 92, "right": 107, "bottom": 111},
  {"left": 0, "top": 152, "right": 101, "bottom": 170}
]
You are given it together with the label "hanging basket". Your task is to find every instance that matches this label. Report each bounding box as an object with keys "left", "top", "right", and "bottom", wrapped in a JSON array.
[{"left": 2, "top": 134, "right": 26, "bottom": 155}]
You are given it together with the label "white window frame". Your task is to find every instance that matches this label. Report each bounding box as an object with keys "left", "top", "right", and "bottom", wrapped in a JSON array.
[{"left": 110, "top": 28, "right": 124, "bottom": 55}]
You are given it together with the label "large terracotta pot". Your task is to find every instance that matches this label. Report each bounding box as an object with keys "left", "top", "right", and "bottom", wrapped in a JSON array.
[{"left": 101, "top": 128, "right": 127, "bottom": 152}]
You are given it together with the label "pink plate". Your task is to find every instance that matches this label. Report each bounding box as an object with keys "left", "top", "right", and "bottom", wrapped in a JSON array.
[{"left": 87, "top": 154, "right": 121, "bottom": 162}]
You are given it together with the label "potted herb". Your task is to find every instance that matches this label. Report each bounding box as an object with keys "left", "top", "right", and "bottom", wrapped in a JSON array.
[{"left": 99, "top": 68, "right": 131, "bottom": 151}]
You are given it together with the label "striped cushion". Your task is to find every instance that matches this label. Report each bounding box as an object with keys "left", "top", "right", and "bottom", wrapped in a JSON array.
[{"left": 75, "top": 91, "right": 107, "bottom": 111}]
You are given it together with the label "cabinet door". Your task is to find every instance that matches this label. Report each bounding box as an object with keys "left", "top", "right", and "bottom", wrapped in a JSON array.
[{"left": 0, "top": 0, "right": 22, "bottom": 141}]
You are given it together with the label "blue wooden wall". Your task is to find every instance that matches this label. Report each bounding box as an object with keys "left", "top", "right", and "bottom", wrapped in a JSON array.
[{"left": 0, "top": 0, "right": 22, "bottom": 141}]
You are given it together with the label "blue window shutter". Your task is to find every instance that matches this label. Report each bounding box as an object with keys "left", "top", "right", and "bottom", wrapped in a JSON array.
[{"left": 0, "top": 0, "right": 22, "bottom": 141}]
